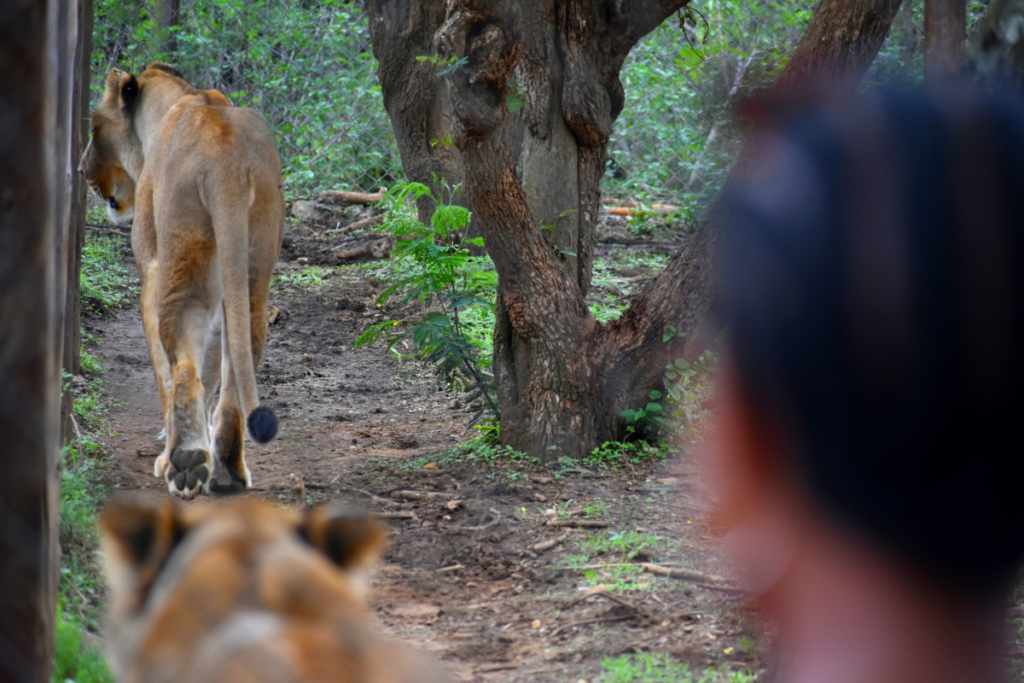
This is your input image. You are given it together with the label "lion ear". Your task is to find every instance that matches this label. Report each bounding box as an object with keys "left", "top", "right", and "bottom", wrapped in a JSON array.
[
  {"left": 102, "top": 69, "right": 124, "bottom": 108},
  {"left": 299, "top": 504, "right": 388, "bottom": 571},
  {"left": 119, "top": 73, "right": 140, "bottom": 113},
  {"left": 100, "top": 497, "right": 184, "bottom": 571}
]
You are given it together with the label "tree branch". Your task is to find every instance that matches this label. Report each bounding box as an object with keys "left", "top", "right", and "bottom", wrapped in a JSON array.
[{"left": 612, "top": 0, "right": 904, "bottom": 415}]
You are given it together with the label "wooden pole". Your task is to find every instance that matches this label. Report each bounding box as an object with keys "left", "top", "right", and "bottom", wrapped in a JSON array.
[
  {"left": 0, "top": 0, "right": 74, "bottom": 680},
  {"left": 924, "top": 0, "right": 966, "bottom": 79},
  {"left": 61, "top": 0, "right": 93, "bottom": 446}
]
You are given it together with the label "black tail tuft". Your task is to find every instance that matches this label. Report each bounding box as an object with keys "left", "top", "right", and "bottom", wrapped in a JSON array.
[{"left": 247, "top": 406, "right": 278, "bottom": 444}]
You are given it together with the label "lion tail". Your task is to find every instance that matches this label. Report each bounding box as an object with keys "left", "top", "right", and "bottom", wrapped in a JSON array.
[{"left": 208, "top": 171, "right": 277, "bottom": 445}]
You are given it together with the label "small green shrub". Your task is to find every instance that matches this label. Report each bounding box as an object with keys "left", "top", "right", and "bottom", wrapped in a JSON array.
[
  {"left": 586, "top": 436, "right": 668, "bottom": 470},
  {"left": 356, "top": 180, "right": 498, "bottom": 423}
]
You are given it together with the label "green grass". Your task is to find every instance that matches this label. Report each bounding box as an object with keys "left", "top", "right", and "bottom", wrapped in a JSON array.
[
  {"left": 54, "top": 598, "right": 114, "bottom": 683},
  {"left": 581, "top": 530, "right": 663, "bottom": 560},
  {"left": 56, "top": 443, "right": 114, "bottom": 683},
  {"left": 54, "top": 242, "right": 121, "bottom": 681},
  {"left": 407, "top": 431, "right": 540, "bottom": 472},
  {"left": 562, "top": 530, "right": 679, "bottom": 592},
  {"left": 599, "top": 653, "right": 756, "bottom": 683},
  {"left": 81, "top": 234, "right": 137, "bottom": 314},
  {"left": 274, "top": 265, "right": 333, "bottom": 290}
]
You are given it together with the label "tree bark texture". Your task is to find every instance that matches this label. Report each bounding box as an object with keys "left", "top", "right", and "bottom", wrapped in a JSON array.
[
  {"left": 366, "top": 1, "right": 477, "bottom": 233},
  {"left": 51, "top": 0, "right": 83, "bottom": 447},
  {"left": 65, "top": 0, "right": 93, "bottom": 380},
  {"left": 0, "top": 0, "right": 74, "bottom": 679},
  {"left": 925, "top": 0, "right": 966, "bottom": 79},
  {"left": 154, "top": 0, "right": 181, "bottom": 54},
  {"left": 370, "top": 0, "right": 901, "bottom": 461}
]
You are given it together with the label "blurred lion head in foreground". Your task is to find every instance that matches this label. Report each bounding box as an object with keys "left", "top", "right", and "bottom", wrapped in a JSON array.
[{"left": 100, "top": 497, "right": 445, "bottom": 683}]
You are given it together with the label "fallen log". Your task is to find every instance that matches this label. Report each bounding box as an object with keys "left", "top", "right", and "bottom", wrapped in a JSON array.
[{"left": 318, "top": 188, "right": 386, "bottom": 204}]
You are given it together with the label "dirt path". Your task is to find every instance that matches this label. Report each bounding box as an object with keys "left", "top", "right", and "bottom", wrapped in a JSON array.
[{"left": 84, "top": 218, "right": 767, "bottom": 683}]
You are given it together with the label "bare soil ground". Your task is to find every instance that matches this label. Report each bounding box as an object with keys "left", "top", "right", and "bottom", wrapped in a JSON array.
[{"left": 83, "top": 211, "right": 770, "bottom": 682}]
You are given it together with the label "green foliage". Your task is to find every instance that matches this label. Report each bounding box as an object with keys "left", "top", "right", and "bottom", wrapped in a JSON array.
[
  {"left": 274, "top": 265, "right": 332, "bottom": 290},
  {"left": 54, "top": 598, "right": 114, "bottom": 683},
  {"left": 408, "top": 429, "right": 540, "bottom": 479},
  {"left": 581, "top": 530, "right": 662, "bottom": 561},
  {"left": 619, "top": 324, "right": 715, "bottom": 450},
  {"left": 586, "top": 436, "right": 668, "bottom": 470},
  {"left": 59, "top": 348, "right": 115, "bottom": 680},
  {"left": 599, "top": 653, "right": 756, "bottom": 683},
  {"left": 91, "top": 0, "right": 400, "bottom": 196},
  {"left": 356, "top": 180, "right": 497, "bottom": 423},
  {"left": 81, "top": 234, "right": 137, "bottom": 313}
]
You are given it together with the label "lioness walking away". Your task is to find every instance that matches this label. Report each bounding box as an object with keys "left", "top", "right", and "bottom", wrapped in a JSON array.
[{"left": 81, "top": 62, "right": 283, "bottom": 499}]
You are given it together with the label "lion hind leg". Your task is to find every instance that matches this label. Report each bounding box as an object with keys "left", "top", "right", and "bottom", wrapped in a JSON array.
[
  {"left": 140, "top": 259, "right": 174, "bottom": 477},
  {"left": 158, "top": 270, "right": 217, "bottom": 499},
  {"left": 164, "top": 361, "right": 213, "bottom": 500}
]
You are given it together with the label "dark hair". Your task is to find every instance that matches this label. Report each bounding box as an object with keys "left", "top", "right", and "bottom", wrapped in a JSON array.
[{"left": 720, "top": 86, "right": 1024, "bottom": 595}]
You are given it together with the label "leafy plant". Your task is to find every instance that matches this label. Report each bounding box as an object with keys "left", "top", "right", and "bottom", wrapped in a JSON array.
[
  {"left": 586, "top": 436, "right": 668, "bottom": 470},
  {"left": 356, "top": 180, "right": 497, "bottom": 423},
  {"left": 81, "top": 234, "right": 137, "bottom": 313}
]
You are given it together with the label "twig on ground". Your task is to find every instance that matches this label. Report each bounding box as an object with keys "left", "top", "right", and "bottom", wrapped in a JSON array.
[
  {"left": 341, "top": 485, "right": 398, "bottom": 507},
  {"left": 562, "top": 590, "right": 637, "bottom": 611},
  {"left": 325, "top": 214, "right": 383, "bottom": 235},
  {"left": 530, "top": 534, "right": 569, "bottom": 553},
  {"left": 549, "top": 612, "right": 636, "bottom": 637},
  {"left": 436, "top": 564, "right": 464, "bottom": 574},
  {"left": 549, "top": 519, "right": 609, "bottom": 528},
  {"left": 68, "top": 413, "right": 85, "bottom": 469},
  {"left": 475, "top": 664, "right": 519, "bottom": 674},
  {"left": 634, "top": 565, "right": 733, "bottom": 585},
  {"left": 375, "top": 511, "right": 418, "bottom": 520},
  {"left": 452, "top": 508, "right": 501, "bottom": 531},
  {"left": 318, "top": 188, "right": 385, "bottom": 204},
  {"left": 86, "top": 223, "right": 131, "bottom": 236},
  {"left": 390, "top": 490, "right": 455, "bottom": 501}
]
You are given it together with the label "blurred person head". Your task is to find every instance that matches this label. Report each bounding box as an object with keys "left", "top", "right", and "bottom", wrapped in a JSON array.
[{"left": 716, "top": 85, "right": 1024, "bottom": 683}]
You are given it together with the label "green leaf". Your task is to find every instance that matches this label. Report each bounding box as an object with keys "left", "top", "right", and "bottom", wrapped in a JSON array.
[
  {"left": 645, "top": 402, "right": 663, "bottom": 414},
  {"left": 674, "top": 358, "right": 690, "bottom": 370},
  {"left": 649, "top": 389, "right": 663, "bottom": 400},
  {"left": 506, "top": 95, "right": 525, "bottom": 112}
]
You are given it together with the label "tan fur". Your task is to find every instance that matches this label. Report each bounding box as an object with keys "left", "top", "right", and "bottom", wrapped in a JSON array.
[
  {"left": 80, "top": 63, "right": 284, "bottom": 499},
  {"left": 100, "top": 498, "right": 444, "bottom": 683}
]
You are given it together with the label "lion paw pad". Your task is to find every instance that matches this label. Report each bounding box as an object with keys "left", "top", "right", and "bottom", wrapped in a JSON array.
[{"left": 166, "top": 448, "right": 210, "bottom": 499}]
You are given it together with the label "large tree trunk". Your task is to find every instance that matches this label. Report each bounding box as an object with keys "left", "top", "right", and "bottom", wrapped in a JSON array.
[
  {"left": 0, "top": 0, "right": 76, "bottom": 678},
  {"left": 924, "top": 0, "right": 965, "bottom": 79},
  {"left": 369, "top": 0, "right": 902, "bottom": 460},
  {"left": 366, "top": 1, "right": 478, "bottom": 235},
  {"left": 154, "top": 0, "right": 181, "bottom": 54}
]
